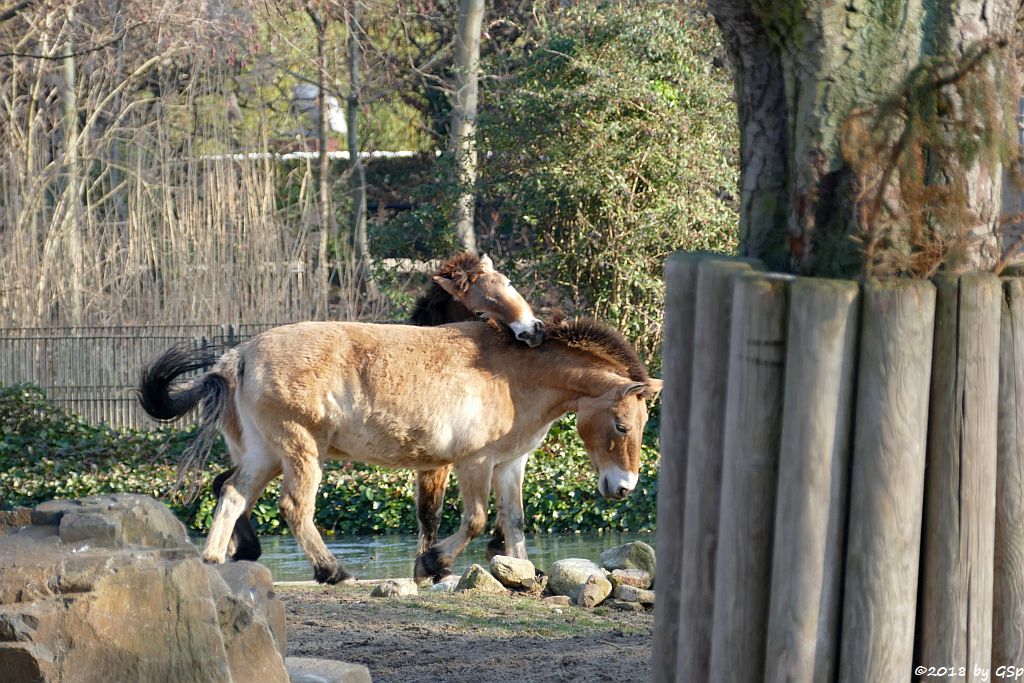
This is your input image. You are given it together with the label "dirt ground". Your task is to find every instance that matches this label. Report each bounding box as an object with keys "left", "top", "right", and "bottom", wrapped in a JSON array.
[{"left": 279, "top": 582, "right": 654, "bottom": 683}]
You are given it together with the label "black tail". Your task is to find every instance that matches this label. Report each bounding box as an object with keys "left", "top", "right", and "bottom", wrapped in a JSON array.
[
  {"left": 138, "top": 345, "right": 223, "bottom": 421},
  {"left": 138, "top": 345, "right": 237, "bottom": 498}
]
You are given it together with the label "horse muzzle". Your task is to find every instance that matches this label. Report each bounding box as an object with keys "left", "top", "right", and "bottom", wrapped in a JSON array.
[
  {"left": 512, "top": 319, "right": 545, "bottom": 348},
  {"left": 599, "top": 467, "right": 638, "bottom": 501}
]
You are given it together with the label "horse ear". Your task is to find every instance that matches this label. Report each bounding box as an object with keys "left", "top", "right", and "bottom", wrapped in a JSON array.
[
  {"left": 644, "top": 378, "right": 663, "bottom": 401},
  {"left": 620, "top": 379, "right": 663, "bottom": 401},
  {"left": 433, "top": 275, "right": 461, "bottom": 298},
  {"left": 479, "top": 253, "right": 494, "bottom": 272}
]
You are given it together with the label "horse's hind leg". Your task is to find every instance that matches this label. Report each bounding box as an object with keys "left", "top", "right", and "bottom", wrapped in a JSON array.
[
  {"left": 416, "top": 460, "right": 493, "bottom": 582},
  {"left": 490, "top": 454, "right": 529, "bottom": 561},
  {"left": 276, "top": 426, "right": 353, "bottom": 584},
  {"left": 213, "top": 467, "right": 263, "bottom": 561},
  {"left": 416, "top": 465, "right": 452, "bottom": 556},
  {"left": 203, "top": 455, "right": 279, "bottom": 565}
]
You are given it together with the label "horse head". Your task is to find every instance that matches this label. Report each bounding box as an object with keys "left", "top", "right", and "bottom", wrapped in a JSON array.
[
  {"left": 432, "top": 253, "right": 545, "bottom": 347},
  {"left": 576, "top": 378, "right": 663, "bottom": 500}
]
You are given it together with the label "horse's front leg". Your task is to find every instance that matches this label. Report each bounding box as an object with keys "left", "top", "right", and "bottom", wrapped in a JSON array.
[
  {"left": 415, "top": 459, "right": 493, "bottom": 582},
  {"left": 490, "top": 453, "right": 529, "bottom": 560}
]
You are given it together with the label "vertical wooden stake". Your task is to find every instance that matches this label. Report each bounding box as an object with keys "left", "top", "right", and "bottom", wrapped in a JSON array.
[{"left": 838, "top": 279, "right": 935, "bottom": 683}]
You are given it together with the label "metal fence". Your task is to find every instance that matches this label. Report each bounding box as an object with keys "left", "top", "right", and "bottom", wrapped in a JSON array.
[{"left": 0, "top": 323, "right": 276, "bottom": 429}]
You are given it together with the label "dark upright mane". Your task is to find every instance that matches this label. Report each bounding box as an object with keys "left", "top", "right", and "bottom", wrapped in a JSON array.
[
  {"left": 486, "top": 315, "right": 647, "bottom": 381},
  {"left": 544, "top": 317, "right": 649, "bottom": 383},
  {"left": 409, "top": 252, "right": 483, "bottom": 326}
]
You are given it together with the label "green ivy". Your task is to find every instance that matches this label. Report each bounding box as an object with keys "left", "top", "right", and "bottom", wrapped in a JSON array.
[{"left": 0, "top": 384, "right": 659, "bottom": 536}]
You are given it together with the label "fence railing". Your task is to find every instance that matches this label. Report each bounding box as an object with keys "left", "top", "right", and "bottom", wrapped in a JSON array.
[
  {"left": 0, "top": 324, "right": 276, "bottom": 429},
  {"left": 653, "top": 252, "right": 1024, "bottom": 683}
]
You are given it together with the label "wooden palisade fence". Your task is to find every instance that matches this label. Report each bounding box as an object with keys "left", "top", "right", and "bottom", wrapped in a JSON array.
[{"left": 653, "top": 252, "right": 1024, "bottom": 683}]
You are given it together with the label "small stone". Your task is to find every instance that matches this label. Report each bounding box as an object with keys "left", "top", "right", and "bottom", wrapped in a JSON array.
[
  {"left": 554, "top": 608, "right": 563, "bottom": 614},
  {"left": 609, "top": 568, "right": 652, "bottom": 590},
  {"left": 455, "top": 564, "right": 506, "bottom": 594},
  {"left": 370, "top": 579, "right": 418, "bottom": 598},
  {"left": 489, "top": 555, "right": 536, "bottom": 589},
  {"left": 612, "top": 584, "right": 655, "bottom": 604},
  {"left": 599, "top": 541, "right": 656, "bottom": 578},
  {"left": 286, "top": 656, "right": 371, "bottom": 683},
  {"left": 605, "top": 598, "right": 644, "bottom": 613},
  {"left": 429, "top": 576, "right": 460, "bottom": 593},
  {"left": 575, "top": 574, "right": 612, "bottom": 608},
  {"left": 542, "top": 595, "right": 571, "bottom": 607}
]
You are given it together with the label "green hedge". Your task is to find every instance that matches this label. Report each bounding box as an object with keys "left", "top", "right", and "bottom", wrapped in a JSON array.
[{"left": 0, "top": 385, "right": 659, "bottom": 536}]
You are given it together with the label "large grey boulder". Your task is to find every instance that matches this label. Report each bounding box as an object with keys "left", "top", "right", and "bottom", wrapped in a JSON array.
[
  {"left": 488, "top": 555, "right": 536, "bottom": 589},
  {"left": 0, "top": 494, "right": 289, "bottom": 683},
  {"left": 548, "top": 558, "right": 612, "bottom": 606},
  {"left": 599, "top": 541, "right": 656, "bottom": 579}
]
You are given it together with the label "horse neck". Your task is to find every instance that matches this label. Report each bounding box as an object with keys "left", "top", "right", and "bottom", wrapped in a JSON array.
[{"left": 506, "top": 345, "right": 628, "bottom": 413}]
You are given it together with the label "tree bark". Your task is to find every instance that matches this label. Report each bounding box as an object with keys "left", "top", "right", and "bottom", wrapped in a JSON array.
[
  {"left": 449, "top": 0, "right": 484, "bottom": 254},
  {"left": 707, "top": 0, "right": 1018, "bottom": 276},
  {"left": 347, "top": 0, "right": 375, "bottom": 298}
]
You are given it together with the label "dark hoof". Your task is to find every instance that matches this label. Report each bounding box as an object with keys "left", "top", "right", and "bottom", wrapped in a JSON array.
[
  {"left": 229, "top": 516, "right": 262, "bottom": 562},
  {"left": 432, "top": 568, "right": 454, "bottom": 584},
  {"left": 314, "top": 563, "right": 354, "bottom": 585},
  {"left": 485, "top": 532, "right": 507, "bottom": 560},
  {"left": 415, "top": 548, "right": 447, "bottom": 581}
]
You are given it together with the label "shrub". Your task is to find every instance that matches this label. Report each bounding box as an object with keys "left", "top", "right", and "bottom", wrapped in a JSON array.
[
  {"left": 0, "top": 384, "right": 659, "bottom": 536},
  {"left": 477, "top": 2, "right": 739, "bottom": 368}
]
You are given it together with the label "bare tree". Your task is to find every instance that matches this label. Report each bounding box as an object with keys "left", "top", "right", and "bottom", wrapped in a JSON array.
[{"left": 449, "top": 0, "right": 484, "bottom": 253}]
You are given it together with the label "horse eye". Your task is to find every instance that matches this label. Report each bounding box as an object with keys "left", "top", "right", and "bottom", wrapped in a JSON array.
[
  {"left": 615, "top": 423, "right": 629, "bottom": 434},
  {"left": 475, "top": 311, "right": 487, "bottom": 319}
]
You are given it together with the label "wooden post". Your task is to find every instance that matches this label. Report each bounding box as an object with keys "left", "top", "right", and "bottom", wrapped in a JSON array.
[
  {"left": 676, "top": 257, "right": 759, "bottom": 682},
  {"left": 917, "top": 274, "right": 1001, "bottom": 681},
  {"left": 708, "top": 273, "right": 790, "bottom": 683},
  {"left": 838, "top": 279, "right": 936, "bottom": 683},
  {"left": 995, "top": 277, "right": 1024, "bottom": 669},
  {"left": 651, "top": 252, "right": 702, "bottom": 683},
  {"left": 763, "top": 278, "right": 860, "bottom": 683}
]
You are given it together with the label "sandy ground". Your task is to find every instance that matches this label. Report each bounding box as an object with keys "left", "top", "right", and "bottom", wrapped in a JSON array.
[{"left": 279, "top": 582, "right": 654, "bottom": 683}]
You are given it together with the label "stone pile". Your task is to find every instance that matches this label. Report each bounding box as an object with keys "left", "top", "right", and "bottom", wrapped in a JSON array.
[
  {"left": 0, "top": 494, "right": 370, "bottom": 683},
  {"left": 379, "top": 540, "right": 656, "bottom": 610}
]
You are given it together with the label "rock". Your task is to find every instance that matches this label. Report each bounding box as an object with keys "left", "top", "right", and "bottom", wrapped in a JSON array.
[
  {"left": 489, "top": 555, "right": 536, "bottom": 589},
  {"left": 287, "top": 656, "right": 372, "bottom": 683},
  {"left": 575, "top": 574, "right": 612, "bottom": 608},
  {"left": 542, "top": 595, "right": 571, "bottom": 607},
  {"left": 608, "top": 568, "right": 652, "bottom": 590},
  {"left": 548, "top": 558, "right": 606, "bottom": 598},
  {"left": 455, "top": 564, "right": 506, "bottom": 594},
  {"left": 612, "top": 584, "right": 655, "bottom": 604},
  {"left": 599, "top": 541, "right": 656, "bottom": 578},
  {"left": 0, "top": 494, "right": 287, "bottom": 683},
  {"left": 430, "top": 575, "right": 460, "bottom": 593},
  {"left": 605, "top": 598, "right": 645, "bottom": 613},
  {"left": 206, "top": 562, "right": 289, "bottom": 681},
  {"left": 370, "top": 579, "right": 419, "bottom": 598}
]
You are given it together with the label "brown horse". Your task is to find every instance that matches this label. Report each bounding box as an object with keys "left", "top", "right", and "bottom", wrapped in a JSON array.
[
  {"left": 139, "top": 318, "right": 661, "bottom": 583},
  {"left": 205, "top": 252, "right": 543, "bottom": 561}
]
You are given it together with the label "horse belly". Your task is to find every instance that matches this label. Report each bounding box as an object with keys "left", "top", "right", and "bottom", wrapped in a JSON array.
[{"left": 326, "top": 396, "right": 496, "bottom": 470}]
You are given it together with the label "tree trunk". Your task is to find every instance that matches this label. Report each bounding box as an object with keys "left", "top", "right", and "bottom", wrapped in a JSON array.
[
  {"left": 61, "top": 6, "right": 83, "bottom": 325},
  {"left": 347, "top": 0, "right": 376, "bottom": 298},
  {"left": 707, "top": 0, "right": 1019, "bottom": 277},
  {"left": 449, "top": 0, "right": 484, "bottom": 254}
]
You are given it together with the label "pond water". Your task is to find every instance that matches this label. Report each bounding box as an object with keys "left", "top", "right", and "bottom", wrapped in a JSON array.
[{"left": 253, "top": 531, "right": 656, "bottom": 582}]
